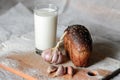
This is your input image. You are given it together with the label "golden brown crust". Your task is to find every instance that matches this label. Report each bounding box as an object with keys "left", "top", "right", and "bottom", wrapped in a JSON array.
[{"left": 64, "top": 25, "right": 92, "bottom": 67}]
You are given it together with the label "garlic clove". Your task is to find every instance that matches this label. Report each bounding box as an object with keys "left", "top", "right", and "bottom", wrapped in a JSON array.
[
  {"left": 51, "top": 51, "right": 59, "bottom": 63},
  {"left": 47, "top": 65, "right": 58, "bottom": 74},
  {"left": 67, "top": 66, "right": 74, "bottom": 76},
  {"left": 56, "top": 52, "right": 63, "bottom": 64},
  {"left": 41, "top": 49, "right": 49, "bottom": 58},
  {"left": 63, "top": 67, "right": 67, "bottom": 74},
  {"left": 41, "top": 48, "right": 52, "bottom": 62},
  {"left": 44, "top": 52, "right": 52, "bottom": 62},
  {"left": 54, "top": 65, "right": 65, "bottom": 77}
]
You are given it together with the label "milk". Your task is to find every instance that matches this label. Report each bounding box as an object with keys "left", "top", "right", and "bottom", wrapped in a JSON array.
[{"left": 34, "top": 8, "right": 57, "bottom": 51}]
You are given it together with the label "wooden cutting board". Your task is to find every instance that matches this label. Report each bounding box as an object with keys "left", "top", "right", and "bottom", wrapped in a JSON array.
[{"left": 0, "top": 51, "right": 120, "bottom": 80}]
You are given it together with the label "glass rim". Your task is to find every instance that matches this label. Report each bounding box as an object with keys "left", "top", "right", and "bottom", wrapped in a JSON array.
[{"left": 34, "top": 4, "right": 58, "bottom": 12}]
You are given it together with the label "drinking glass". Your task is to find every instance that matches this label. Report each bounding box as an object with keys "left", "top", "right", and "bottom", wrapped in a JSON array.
[{"left": 34, "top": 4, "right": 58, "bottom": 54}]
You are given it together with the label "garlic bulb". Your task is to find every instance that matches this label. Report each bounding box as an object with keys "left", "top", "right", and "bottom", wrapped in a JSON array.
[
  {"left": 41, "top": 48, "right": 63, "bottom": 64},
  {"left": 41, "top": 32, "right": 67, "bottom": 64}
]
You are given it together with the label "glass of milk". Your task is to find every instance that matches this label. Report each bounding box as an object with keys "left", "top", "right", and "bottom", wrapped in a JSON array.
[{"left": 34, "top": 4, "right": 58, "bottom": 54}]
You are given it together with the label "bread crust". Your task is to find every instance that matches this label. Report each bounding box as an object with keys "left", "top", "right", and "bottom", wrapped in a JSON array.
[{"left": 64, "top": 25, "right": 92, "bottom": 67}]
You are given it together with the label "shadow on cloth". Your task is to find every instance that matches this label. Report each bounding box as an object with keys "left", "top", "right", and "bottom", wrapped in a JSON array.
[{"left": 88, "top": 41, "right": 119, "bottom": 66}]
